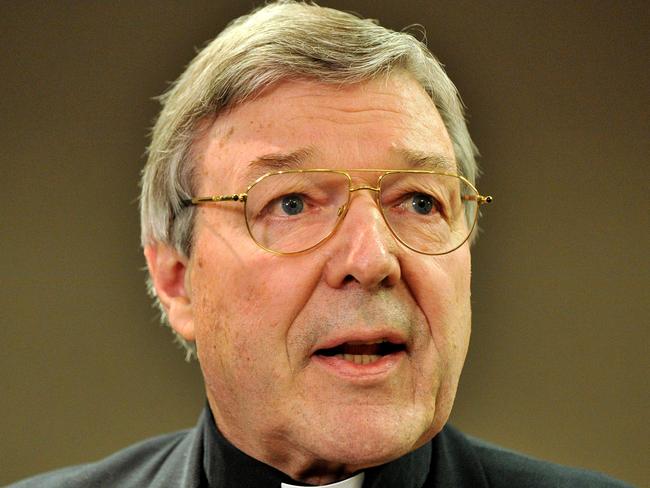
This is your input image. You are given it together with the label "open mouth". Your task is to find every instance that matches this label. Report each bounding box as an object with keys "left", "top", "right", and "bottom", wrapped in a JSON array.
[{"left": 314, "top": 340, "right": 406, "bottom": 365}]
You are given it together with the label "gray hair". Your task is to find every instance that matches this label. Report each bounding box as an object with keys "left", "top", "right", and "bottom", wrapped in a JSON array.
[{"left": 140, "top": 0, "right": 479, "bottom": 357}]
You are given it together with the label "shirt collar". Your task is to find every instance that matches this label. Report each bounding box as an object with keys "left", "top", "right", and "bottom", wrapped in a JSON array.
[{"left": 281, "top": 472, "right": 365, "bottom": 488}]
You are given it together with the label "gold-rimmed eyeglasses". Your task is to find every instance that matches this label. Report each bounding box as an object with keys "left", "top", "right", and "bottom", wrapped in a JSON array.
[{"left": 182, "top": 169, "right": 493, "bottom": 255}]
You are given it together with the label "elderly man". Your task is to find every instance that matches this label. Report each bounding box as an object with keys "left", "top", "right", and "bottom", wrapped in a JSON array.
[{"left": 11, "top": 2, "right": 631, "bottom": 487}]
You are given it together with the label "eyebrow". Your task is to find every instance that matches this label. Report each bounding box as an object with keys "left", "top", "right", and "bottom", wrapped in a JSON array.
[
  {"left": 244, "top": 147, "right": 315, "bottom": 182},
  {"left": 392, "top": 148, "right": 458, "bottom": 173}
]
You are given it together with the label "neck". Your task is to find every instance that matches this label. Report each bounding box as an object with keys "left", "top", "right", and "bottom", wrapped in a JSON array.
[
  {"left": 207, "top": 395, "right": 371, "bottom": 484},
  {"left": 202, "top": 404, "right": 432, "bottom": 487},
  {"left": 207, "top": 395, "right": 431, "bottom": 484}
]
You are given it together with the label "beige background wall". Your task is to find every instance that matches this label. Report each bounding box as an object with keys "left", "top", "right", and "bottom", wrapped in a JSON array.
[{"left": 1, "top": 2, "right": 647, "bottom": 486}]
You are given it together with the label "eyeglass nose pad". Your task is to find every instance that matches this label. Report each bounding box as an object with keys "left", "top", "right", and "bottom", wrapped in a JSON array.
[{"left": 337, "top": 204, "right": 347, "bottom": 217}]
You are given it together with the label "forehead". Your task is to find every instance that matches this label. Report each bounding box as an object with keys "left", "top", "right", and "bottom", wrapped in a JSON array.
[{"left": 192, "top": 73, "right": 455, "bottom": 191}]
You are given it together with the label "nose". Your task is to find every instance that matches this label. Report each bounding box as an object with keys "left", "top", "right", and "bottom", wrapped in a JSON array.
[{"left": 323, "top": 192, "right": 401, "bottom": 290}]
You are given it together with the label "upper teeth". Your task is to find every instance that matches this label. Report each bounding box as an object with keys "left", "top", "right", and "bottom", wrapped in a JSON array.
[{"left": 337, "top": 354, "right": 382, "bottom": 364}]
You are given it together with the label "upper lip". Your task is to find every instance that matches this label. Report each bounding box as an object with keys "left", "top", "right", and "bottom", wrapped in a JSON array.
[{"left": 310, "top": 328, "right": 409, "bottom": 356}]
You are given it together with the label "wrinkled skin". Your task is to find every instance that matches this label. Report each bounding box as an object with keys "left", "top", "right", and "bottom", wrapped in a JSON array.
[{"left": 145, "top": 72, "right": 472, "bottom": 484}]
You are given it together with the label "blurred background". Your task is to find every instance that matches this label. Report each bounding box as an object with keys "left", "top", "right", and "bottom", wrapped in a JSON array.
[{"left": 1, "top": 1, "right": 647, "bottom": 486}]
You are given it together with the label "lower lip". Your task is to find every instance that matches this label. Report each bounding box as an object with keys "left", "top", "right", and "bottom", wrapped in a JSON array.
[{"left": 311, "top": 351, "right": 406, "bottom": 381}]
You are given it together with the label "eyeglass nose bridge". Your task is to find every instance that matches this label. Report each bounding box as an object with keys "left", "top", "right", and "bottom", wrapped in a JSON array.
[
  {"left": 349, "top": 184, "right": 380, "bottom": 193},
  {"left": 336, "top": 183, "right": 385, "bottom": 221},
  {"left": 338, "top": 183, "right": 381, "bottom": 217}
]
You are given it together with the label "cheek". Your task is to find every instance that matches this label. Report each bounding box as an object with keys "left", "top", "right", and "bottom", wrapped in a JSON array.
[
  {"left": 190, "top": 262, "right": 274, "bottom": 408},
  {"left": 406, "top": 250, "right": 471, "bottom": 435},
  {"left": 406, "top": 249, "right": 472, "bottom": 361},
  {"left": 188, "top": 231, "right": 325, "bottom": 367}
]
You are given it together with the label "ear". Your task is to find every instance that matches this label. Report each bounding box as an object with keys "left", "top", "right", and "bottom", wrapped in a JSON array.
[{"left": 144, "top": 243, "right": 195, "bottom": 342}]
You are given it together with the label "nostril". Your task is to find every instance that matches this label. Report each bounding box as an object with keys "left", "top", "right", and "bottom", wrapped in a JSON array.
[
  {"left": 380, "top": 275, "right": 396, "bottom": 288},
  {"left": 342, "top": 274, "right": 355, "bottom": 284}
]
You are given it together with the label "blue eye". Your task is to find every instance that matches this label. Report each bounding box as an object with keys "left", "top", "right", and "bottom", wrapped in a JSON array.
[
  {"left": 281, "top": 194, "right": 304, "bottom": 215},
  {"left": 411, "top": 193, "right": 435, "bottom": 214}
]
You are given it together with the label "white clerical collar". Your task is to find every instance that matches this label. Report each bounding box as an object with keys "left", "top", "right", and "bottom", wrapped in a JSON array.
[{"left": 281, "top": 472, "right": 365, "bottom": 488}]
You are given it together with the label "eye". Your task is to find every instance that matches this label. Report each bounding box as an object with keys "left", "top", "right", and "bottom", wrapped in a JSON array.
[
  {"left": 410, "top": 193, "right": 436, "bottom": 215},
  {"left": 281, "top": 194, "right": 304, "bottom": 215}
]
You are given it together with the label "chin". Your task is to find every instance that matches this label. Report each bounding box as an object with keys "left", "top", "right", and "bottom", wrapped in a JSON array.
[{"left": 304, "top": 403, "right": 440, "bottom": 469}]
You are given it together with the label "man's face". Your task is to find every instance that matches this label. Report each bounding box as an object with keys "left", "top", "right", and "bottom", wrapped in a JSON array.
[{"left": 179, "top": 73, "right": 471, "bottom": 479}]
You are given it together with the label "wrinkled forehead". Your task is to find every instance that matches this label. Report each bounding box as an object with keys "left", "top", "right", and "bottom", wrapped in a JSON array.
[{"left": 191, "top": 75, "right": 456, "bottom": 192}]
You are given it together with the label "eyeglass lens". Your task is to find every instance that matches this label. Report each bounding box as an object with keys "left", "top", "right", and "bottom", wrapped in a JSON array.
[{"left": 244, "top": 171, "right": 477, "bottom": 254}]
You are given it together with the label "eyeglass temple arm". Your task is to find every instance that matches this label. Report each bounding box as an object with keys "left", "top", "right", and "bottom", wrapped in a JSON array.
[
  {"left": 181, "top": 193, "right": 248, "bottom": 207},
  {"left": 463, "top": 194, "right": 493, "bottom": 205}
]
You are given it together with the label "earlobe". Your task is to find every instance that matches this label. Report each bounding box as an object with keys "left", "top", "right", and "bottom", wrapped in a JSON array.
[{"left": 144, "top": 244, "right": 195, "bottom": 342}]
